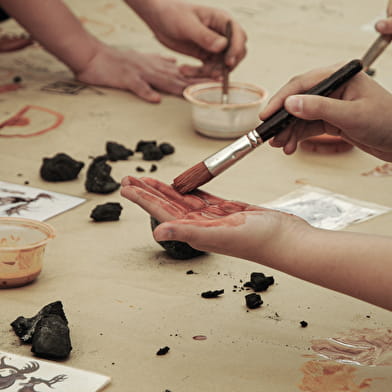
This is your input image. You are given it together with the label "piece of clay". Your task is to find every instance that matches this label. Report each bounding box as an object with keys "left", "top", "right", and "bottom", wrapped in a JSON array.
[
  {"left": 90, "top": 202, "right": 122, "bottom": 222},
  {"left": 244, "top": 272, "right": 274, "bottom": 292},
  {"left": 156, "top": 346, "right": 170, "bottom": 356},
  {"left": 245, "top": 293, "right": 263, "bottom": 309},
  {"left": 40, "top": 153, "right": 84, "bottom": 182},
  {"left": 31, "top": 314, "right": 72, "bottom": 359},
  {"left": 106, "top": 141, "right": 133, "bottom": 161},
  {"left": 11, "top": 301, "right": 72, "bottom": 359},
  {"left": 135, "top": 140, "right": 157, "bottom": 152},
  {"left": 85, "top": 156, "right": 120, "bottom": 194},
  {"left": 142, "top": 145, "right": 164, "bottom": 161},
  {"left": 150, "top": 216, "right": 205, "bottom": 259},
  {"left": 201, "top": 289, "right": 224, "bottom": 298},
  {"left": 159, "top": 143, "right": 175, "bottom": 155}
]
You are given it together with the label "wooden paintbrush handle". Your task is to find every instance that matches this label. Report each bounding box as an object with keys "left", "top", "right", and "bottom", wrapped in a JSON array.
[
  {"left": 255, "top": 59, "right": 363, "bottom": 142},
  {"left": 222, "top": 21, "right": 232, "bottom": 96}
]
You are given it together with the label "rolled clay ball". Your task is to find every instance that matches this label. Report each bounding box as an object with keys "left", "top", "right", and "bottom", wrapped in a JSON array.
[{"left": 150, "top": 216, "right": 205, "bottom": 260}]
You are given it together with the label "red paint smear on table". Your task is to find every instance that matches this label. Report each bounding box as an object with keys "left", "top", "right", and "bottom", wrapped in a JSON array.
[
  {"left": 0, "top": 105, "right": 64, "bottom": 138},
  {"left": 299, "top": 360, "right": 374, "bottom": 392},
  {"left": 0, "top": 83, "right": 22, "bottom": 93},
  {"left": 193, "top": 335, "right": 207, "bottom": 341}
]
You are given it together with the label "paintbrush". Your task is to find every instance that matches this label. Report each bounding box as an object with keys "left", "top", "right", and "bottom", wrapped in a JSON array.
[
  {"left": 221, "top": 21, "right": 233, "bottom": 104},
  {"left": 173, "top": 24, "right": 392, "bottom": 194},
  {"left": 172, "top": 59, "right": 362, "bottom": 194}
]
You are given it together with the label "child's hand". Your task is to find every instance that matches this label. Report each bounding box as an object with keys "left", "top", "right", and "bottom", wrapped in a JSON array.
[
  {"left": 120, "top": 176, "right": 310, "bottom": 263},
  {"left": 75, "top": 44, "right": 208, "bottom": 103},
  {"left": 260, "top": 65, "right": 392, "bottom": 161},
  {"left": 129, "top": 0, "right": 247, "bottom": 78}
]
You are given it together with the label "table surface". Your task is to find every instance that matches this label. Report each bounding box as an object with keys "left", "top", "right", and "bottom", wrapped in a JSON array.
[{"left": 0, "top": 0, "right": 391, "bottom": 391}]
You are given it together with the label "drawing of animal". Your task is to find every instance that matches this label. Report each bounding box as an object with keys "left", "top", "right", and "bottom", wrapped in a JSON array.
[
  {"left": 0, "top": 356, "right": 39, "bottom": 389},
  {"left": 17, "top": 374, "right": 67, "bottom": 392}
]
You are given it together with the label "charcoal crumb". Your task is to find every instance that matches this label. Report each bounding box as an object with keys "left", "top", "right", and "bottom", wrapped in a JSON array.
[
  {"left": 136, "top": 140, "right": 157, "bottom": 152},
  {"left": 159, "top": 142, "right": 175, "bottom": 155},
  {"left": 13, "top": 75, "right": 22, "bottom": 83},
  {"left": 24, "top": 180, "right": 29, "bottom": 185},
  {"left": 244, "top": 272, "right": 274, "bottom": 292},
  {"left": 150, "top": 164, "right": 158, "bottom": 172},
  {"left": 156, "top": 346, "right": 170, "bottom": 356},
  {"left": 300, "top": 320, "right": 308, "bottom": 328},
  {"left": 90, "top": 202, "right": 122, "bottom": 222},
  {"left": 186, "top": 270, "right": 194, "bottom": 274},
  {"left": 245, "top": 293, "right": 263, "bottom": 309},
  {"left": 136, "top": 166, "right": 145, "bottom": 172},
  {"left": 366, "top": 315, "right": 371, "bottom": 319},
  {"left": 365, "top": 68, "right": 376, "bottom": 77},
  {"left": 201, "top": 289, "right": 224, "bottom": 298},
  {"left": 106, "top": 141, "right": 133, "bottom": 161},
  {"left": 40, "top": 153, "right": 84, "bottom": 182},
  {"left": 17, "top": 173, "right": 23, "bottom": 177},
  {"left": 142, "top": 145, "right": 164, "bottom": 161}
]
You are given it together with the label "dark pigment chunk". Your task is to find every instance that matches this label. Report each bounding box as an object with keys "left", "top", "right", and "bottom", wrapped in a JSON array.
[
  {"left": 186, "top": 270, "right": 194, "bottom": 274},
  {"left": 136, "top": 166, "right": 145, "bottom": 172},
  {"left": 201, "top": 289, "right": 224, "bottom": 298},
  {"left": 85, "top": 156, "right": 120, "bottom": 194},
  {"left": 150, "top": 164, "right": 157, "bottom": 172},
  {"left": 159, "top": 143, "right": 175, "bottom": 155},
  {"left": 90, "top": 202, "right": 122, "bottom": 222},
  {"left": 150, "top": 216, "right": 205, "bottom": 259},
  {"left": 135, "top": 140, "right": 157, "bottom": 152},
  {"left": 245, "top": 293, "right": 263, "bottom": 309},
  {"left": 142, "top": 145, "right": 164, "bottom": 161},
  {"left": 156, "top": 346, "right": 170, "bottom": 356},
  {"left": 13, "top": 75, "right": 22, "bottom": 83},
  {"left": 40, "top": 153, "right": 84, "bottom": 182},
  {"left": 105, "top": 141, "right": 133, "bottom": 161},
  {"left": 11, "top": 301, "right": 72, "bottom": 359},
  {"left": 300, "top": 320, "right": 308, "bottom": 328},
  {"left": 244, "top": 272, "right": 274, "bottom": 292}
]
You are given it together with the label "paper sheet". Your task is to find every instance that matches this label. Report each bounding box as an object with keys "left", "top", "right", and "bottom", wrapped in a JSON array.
[
  {"left": 0, "top": 351, "right": 110, "bottom": 392},
  {"left": 262, "top": 185, "right": 391, "bottom": 230},
  {"left": 0, "top": 181, "right": 85, "bottom": 221}
]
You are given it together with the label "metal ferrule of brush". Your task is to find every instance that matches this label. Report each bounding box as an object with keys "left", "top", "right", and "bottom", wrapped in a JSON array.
[{"left": 204, "top": 130, "right": 263, "bottom": 176}]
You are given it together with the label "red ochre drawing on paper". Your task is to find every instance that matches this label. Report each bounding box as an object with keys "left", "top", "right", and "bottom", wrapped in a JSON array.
[
  {"left": 0, "top": 105, "right": 64, "bottom": 138},
  {"left": 362, "top": 163, "right": 392, "bottom": 177},
  {"left": 299, "top": 360, "right": 373, "bottom": 392}
]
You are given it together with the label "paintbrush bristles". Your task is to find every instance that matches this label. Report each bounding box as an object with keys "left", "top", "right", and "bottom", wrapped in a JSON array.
[{"left": 172, "top": 161, "right": 213, "bottom": 194}]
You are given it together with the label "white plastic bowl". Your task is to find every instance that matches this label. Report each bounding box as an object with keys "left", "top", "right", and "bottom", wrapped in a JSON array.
[
  {"left": 184, "top": 82, "right": 268, "bottom": 139},
  {"left": 0, "top": 217, "right": 55, "bottom": 288}
]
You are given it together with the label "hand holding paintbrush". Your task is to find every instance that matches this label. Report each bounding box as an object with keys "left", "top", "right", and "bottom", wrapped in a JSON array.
[{"left": 173, "top": 22, "right": 392, "bottom": 194}]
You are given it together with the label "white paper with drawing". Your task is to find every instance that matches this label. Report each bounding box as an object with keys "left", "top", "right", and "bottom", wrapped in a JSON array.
[
  {"left": 262, "top": 185, "right": 391, "bottom": 230},
  {"left": 0, "top": 181, "right": 85, "bottom": 221},
  {"left": 0, "top": 351, "right": 110, "bottom": 391}
]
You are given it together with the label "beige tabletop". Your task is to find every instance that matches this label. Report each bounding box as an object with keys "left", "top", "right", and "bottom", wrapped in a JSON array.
[{"left": 0, "top": 0, "right": 391, "bottom": 391}]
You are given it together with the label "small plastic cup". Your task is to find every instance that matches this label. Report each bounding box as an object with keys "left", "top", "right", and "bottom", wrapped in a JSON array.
[
  {"left": 0, "top": 217, "right": 55, "bottom": 288},
  {"left": 184, "top": 82, "right": 268, "bottom": 139}
]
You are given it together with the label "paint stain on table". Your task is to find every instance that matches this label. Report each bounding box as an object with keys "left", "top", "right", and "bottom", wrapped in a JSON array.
[{"left": 299, "top": 360, "right": 373, "bottom": 391}]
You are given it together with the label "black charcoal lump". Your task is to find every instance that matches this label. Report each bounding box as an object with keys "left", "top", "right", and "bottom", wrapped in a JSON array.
[
  {"left": 244, "top": 272, "right": 274, "bottom": 292},
  {"left": 106, "top": 141, "right": 133, "bottom": 161},
  {"left": 90, "top": 202, "right": 123, "bottom": 222},
  {"left": 11, "top": 301, "right": 72, "bottom": 359},
  {"left": 40, "top": 153, "right": 84, "bottom": 182},
  {"left": 85, "top": 156, "right": 120, "bottom": 194},
  {"left": 150, "top": 216, "right": 205, "bottom": 259},
  {"left": 245, "top": 293, "right": 263, "bottom": 309}
]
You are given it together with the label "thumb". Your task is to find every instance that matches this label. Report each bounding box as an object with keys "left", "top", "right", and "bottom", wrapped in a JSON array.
[
  {"left": 186, "top": 22, "right": 227, "bottom": 53},
  {"left": 284, "top": 94, "right": 358, "bottom": 129}
]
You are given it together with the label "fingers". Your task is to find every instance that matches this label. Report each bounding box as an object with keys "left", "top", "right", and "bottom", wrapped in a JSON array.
[
  {"left": 120, "top": 184, "right": 185, "bottom": 222},
  {"left": 259, "top": 64, "right": 342, "bottom": 120},
  {"left": 375, "top": 18, "right": 392, "bottom": 34},
  {"left": 127, "top": 75, "right": 161, "bottom": 103},
  {"left": 284, "top": 94, "right": 361, "bottom": 130},
  {"left": 225, "top": 20, "right": 247, "bottom": 68}
]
